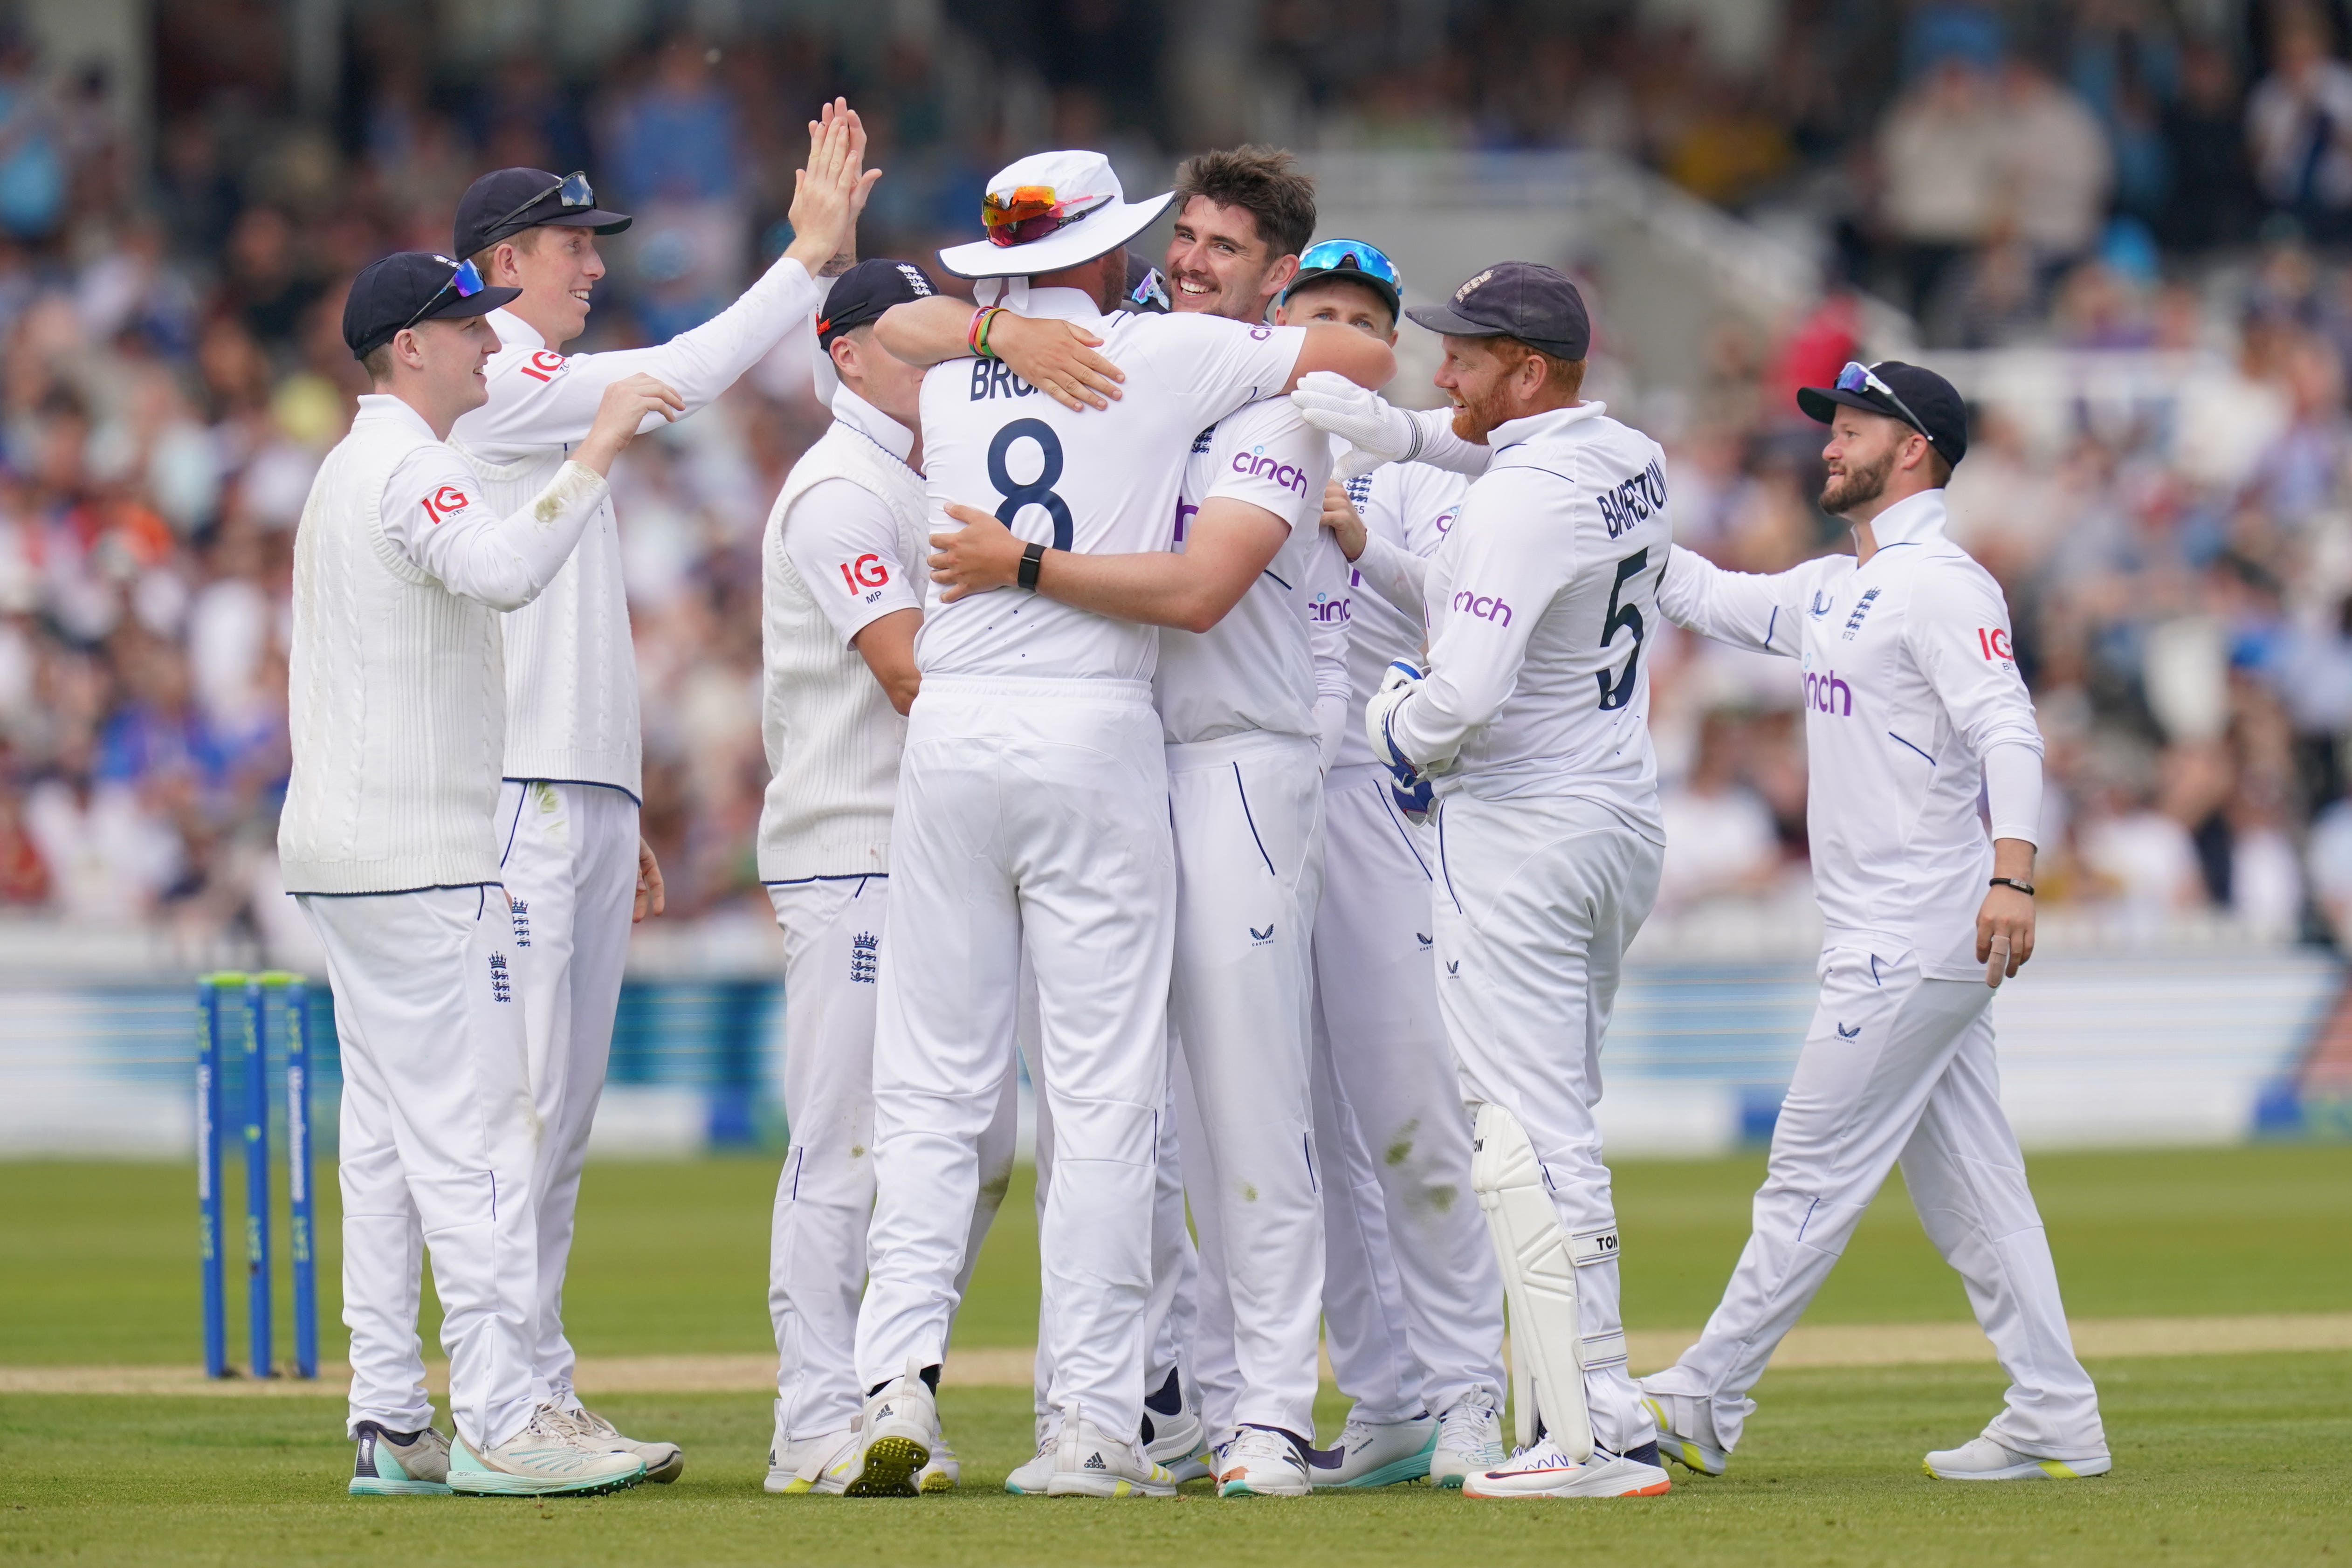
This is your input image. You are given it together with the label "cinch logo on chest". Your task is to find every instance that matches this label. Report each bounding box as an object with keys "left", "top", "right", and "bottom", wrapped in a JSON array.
[
  {"left": 1452, "top": 590, "right": 1511, "bottom": 626},
  {"left": 1232, "top": 446, "right": 1309, "bottom": 495},
  {"left": 1596, "top": 458, "right": 1668, "bottom": 540},
  {"left": 1804, "top": 669, "right": 1854, "bottom": 716},
  {"left": 1311, "top": 591, "right": 1350, "bottom": 623},
  {"left": 970, "top": 360, "right": 1038, "bottom": 401}
]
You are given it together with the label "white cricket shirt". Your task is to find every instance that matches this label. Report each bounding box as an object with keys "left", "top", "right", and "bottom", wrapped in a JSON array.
[
  {"left": 1331, "top": 459, "right": 1465, "bottom": 770},
  {"left": 1155, "top": 397, "right": 1341, "bottom": 744},
  {"left": 1656, "top": 488, "right": 2045, "bottom": 978},
  {"left": 1387, "top": 401, "right": 1669, "bottom": 839},
  {"left": 914, "top": 287, "right": 1304, "bottom": 682},
  {"left": 449, "top": 256, "right": 828, "bottom": 798}
]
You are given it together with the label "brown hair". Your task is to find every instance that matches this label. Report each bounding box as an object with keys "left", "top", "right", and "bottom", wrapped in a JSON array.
[
  {"left": 361, "top": 342, "right": 396, "bottom": 382},
  {"left": 1172, "top": 145, "right": 1316, "bottom": 261},
  {"left": 1496, "top": 336, "right": 1587, "bottom": 401}
]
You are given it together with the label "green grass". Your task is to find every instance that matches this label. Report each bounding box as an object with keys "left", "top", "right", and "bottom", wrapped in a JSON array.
[
  {"left": 5, "top": 1146, "right": 2351, "bottom": 1563},
  {"left": 4, "top": 1355, "right": 2348, "bottom": 1566},
  {"left": 6, "top": 1144, "right": 2350, "bottom": 1368}
]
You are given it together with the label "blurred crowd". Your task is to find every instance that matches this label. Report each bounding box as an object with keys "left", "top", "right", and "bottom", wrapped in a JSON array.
[{"left": 7, "top": 0, "right": 2352, "bottom": 956}]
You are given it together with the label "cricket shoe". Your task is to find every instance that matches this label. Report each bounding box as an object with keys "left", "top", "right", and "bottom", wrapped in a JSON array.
[
  {"left": 553, "top": 1404, "right": 685, "bottom": 1484},
  {"left": 1461, "top": 1438, "right": 1672, "bottom": 1500},
  {"left": 765, "top": 1423, "right": 859, "bottom": 1495},
  {"left": 1215, "top": 1424, "right": 1313, "bottom": 1498},
  {"left": 1639, "top": 1389, "right": 1728, "bottom": 1477},
  {"left": 446, "top": 1408, "right": 646, "bottom": 1497},
  {"left": 1430, "top": 1389, "right": 1505, "bottom": 1489},
  {"left": 1045, "top": 1414, "right": 1178, "bottom": 1498},
  {"left": 1004, "top": 1431, "right": 1058, "bottom": 1495},
  {"left": 349, "top": 1421, "right": 452, "bottom": 1495},
  {"left": 844, "top": 1362, "right": 935, "bottom": 1498},
  {"left": 1142, "top": 1384, "right": 1214, "bottom": 1484},
  {"left": 917, "top": 1430, "right": 960, "bottom": 1492},
  {"left": 1312, "top": 1412, "right": 1435, "bottom": 1489},
  {"left": 1924, "top": 1437, "right": 2112, "bottom": 1481}
]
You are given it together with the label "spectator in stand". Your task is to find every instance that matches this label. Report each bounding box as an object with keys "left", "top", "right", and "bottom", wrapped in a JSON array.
[
  {"left": 2161, "top": 39, "right": 2259, "bottom": 250},
  {"left": 1655, "top": 711, "right": 1784, "bottom": 915},
  {"left": 2247, "top": 8, "right": 2352, "bottom": 242},
  {"left": 1876, "top": 55, "right": 2006, "bottom": 318},
  {"left": 1996, "top": 57, "right": 2114, "bottom": 282}
]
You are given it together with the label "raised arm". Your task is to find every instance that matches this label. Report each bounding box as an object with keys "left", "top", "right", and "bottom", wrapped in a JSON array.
[
  {"left": 873, "top": 297, "right": 1127, "bottom": 413},
  {"left": 454, "top": 111, "right": 873, "bottom": 453},
  {"left": 390, "top": 377, "right": 678, "bottom": 610},
  {"left": 928, "top": 498, "right": 1286, "bottom": 633},
  {"left": 1292, "top": 374, "right": 1492, "bottom": 477},
  {"left": 1654, "top": 543, "right": 1808, "bottom": 657},
  {"left": 1284, "top": 326, "right": 1394, "bottom": 394}
]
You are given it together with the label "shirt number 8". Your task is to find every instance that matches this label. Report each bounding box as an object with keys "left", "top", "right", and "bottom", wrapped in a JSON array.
[{"left": 988, "top": 418, "right": 1074, "bottom": 550}]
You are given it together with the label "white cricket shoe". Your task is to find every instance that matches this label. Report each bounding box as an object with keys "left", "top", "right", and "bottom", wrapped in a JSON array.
[
  {"left": 765, "top": 1423, "right": 859, "bottom": 1495},
  {"left": 1430, "top": 1389, "right": 1505, "bottom": 1489},
  {"left": 1312, "top": 1412, "right": 1435, "bottom": 1489},
  {"left": 349, "top": 1421, "right": 452, "bottom": 1495},
  {"left": 1044, "top": 1413, "right": 1178, "bottom": 1498},
  {"left": 555, "top": 1404, "right": 685, "bottom": 1484},
  {"left": 1461, "top": 1438, "right": 1672, "bottom": 1500},
  {"left": 844, "top": 1362, "right": 935, "bottom": 1498},
  {"left": 1143, "top": 1391, "right": 1214, "bottom": 1484},
  {"left": 1639, "top": 1389, "right": 1729, "bottom": 1477},
  {"left": 1924, "top": 1436, "right": 2111, "bottom": 1481},
  {"left": 917, "top": 1429, "right": 960, "bottom": 1492},
  {"left": 446, "top": 1408, "right": 646, "bottom": 1497},
  {"left": 1004, "top": 1431, "right": 1058, "bottom": 1495},
  {"left": 1214, "top": 1425, "right": 1312, "bottom": 1498}
]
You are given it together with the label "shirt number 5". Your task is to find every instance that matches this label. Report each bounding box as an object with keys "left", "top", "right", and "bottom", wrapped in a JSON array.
[{"left": 1595, "top": 547, "right": 1649, "bottom": 711}]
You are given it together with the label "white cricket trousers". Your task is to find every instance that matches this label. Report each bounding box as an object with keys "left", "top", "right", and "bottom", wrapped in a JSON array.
[
  {"left": 1433, "top": 791, "right": 1662, "bottom": 1454},
  {"left": 1164, "top": 729, "right": 1327, "bottom": 1439},
  {"left": 766, "top": 874, "right": 1018, "bottom": 1440},
  {"left": 857, "top": 676, "right": 1174, "bottom": 1445},
  {"left": 1644, "top": 949, "right": 2107, "bottom": 1460},
  {"left": 302, "top": 886, "right": 538, "bottom": 1452},
  {"left": 494, "top": 778, "right": 638, "bottom": 1411},
  {"left": 1312, "top": 765, "right": 1506, "bottom": 1424}
]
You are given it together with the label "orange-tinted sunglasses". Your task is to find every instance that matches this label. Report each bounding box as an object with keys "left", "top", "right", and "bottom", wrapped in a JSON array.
[{"left": 982, "top": 185, "right": 1112, "bottom": 248}]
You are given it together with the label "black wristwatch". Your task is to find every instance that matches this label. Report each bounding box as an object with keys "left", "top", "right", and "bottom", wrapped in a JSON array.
[
  {"left": 1988, "top": 876, "right": 2036, "bottom": 897},
  {"left": 1018, "top": 540, "right": 1046, "bottom": 590}
]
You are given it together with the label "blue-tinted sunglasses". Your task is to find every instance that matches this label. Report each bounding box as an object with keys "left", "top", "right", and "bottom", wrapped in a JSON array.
[
  {"left": 400, "top": 258, "right": 488, "bottom": 333},
  {"left": 1834, "top": 361, "right": 1930, "bottom": 443},
  {"left": 1282, "top": 239, "right": 1403, "bottom": 307}
]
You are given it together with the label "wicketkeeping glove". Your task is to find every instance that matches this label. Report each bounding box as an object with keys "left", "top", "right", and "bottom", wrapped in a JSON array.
[
  {"left": 1292, "top": 372, "right": 1415, "bottom": 471},
  {"left": 1365, "top": 659, "right": 1432, "bottom": 798}
]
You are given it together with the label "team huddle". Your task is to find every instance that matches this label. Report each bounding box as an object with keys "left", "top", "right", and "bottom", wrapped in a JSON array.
[{"left": 279, "top": 101, "right": 2115, "bottom": 1502}]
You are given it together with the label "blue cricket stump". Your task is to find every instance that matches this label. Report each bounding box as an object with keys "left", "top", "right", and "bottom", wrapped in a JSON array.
[{"left": 198, "top": 972, "right": 320, "bottom": 1378}]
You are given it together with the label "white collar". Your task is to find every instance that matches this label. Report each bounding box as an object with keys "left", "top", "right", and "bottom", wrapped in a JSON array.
[
  {"left": 1488, "top": 399, "right": 1609, "bottom": 449},
  {"left": 1006, "top": 285, "right": 1107, "bottom": 325},
  {"left": 486, "top": 307, "right": 546, "bottom": 353},
  {"left": 1860, "top": 488, "right": 1947, "bottom": 550},
  {"left": 355, "top": 392, "right": 440, "bottom": 442},
  {"left": 831, "top": 385, "right": 915, "bottom": 465}
]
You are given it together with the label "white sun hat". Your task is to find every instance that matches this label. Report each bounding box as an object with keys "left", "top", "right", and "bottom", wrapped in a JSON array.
[{"left": 936, "top": 149, "right": 1174, "bottom": 281}]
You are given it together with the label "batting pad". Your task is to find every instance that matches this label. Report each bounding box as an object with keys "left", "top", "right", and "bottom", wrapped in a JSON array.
[{"left": 1471, "top": 1101, "right": 1616, "bottom": 1462}]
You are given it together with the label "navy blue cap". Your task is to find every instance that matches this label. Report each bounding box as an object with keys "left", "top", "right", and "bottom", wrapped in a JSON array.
[
  {"left": 1406, "top": 261, "right": 1589, "bottom": 360},
  {"left": 818, "top": 258, "right": 939, "bottom": 349},
  {"left": 1798, "top": 360, "right": 1969, "bottom": 468},
  {"left": 454, "top": 168, "right": 631, "bottom": 262},
  {"left": 344, "top": 253, "right": 519, "bottom": 361}
]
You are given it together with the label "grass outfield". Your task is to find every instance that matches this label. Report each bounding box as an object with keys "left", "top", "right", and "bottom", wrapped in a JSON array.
[{"left": 4, "top": 1146, "right": 2350, "bottom": 1564}]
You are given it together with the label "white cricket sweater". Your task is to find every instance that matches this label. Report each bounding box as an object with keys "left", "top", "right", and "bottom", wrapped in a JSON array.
[
  {"left": 279, "top": 396, "right": 610, "bottom": 894},
  {"left": 756, "top": 392, "right": 931, "bottom": 882}
]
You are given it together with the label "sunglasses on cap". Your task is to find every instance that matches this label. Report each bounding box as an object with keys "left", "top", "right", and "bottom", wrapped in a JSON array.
[
  {"left": 399, "top": 258, "right": 488, "bottom": 335},
  {"left": 982, "top": 185, "right": 1113, "bottom": 248},
  {"left": 485, "top": 170, "right": 599, "bottom": 241},
  {"left": 1285, "top": 238, "right": 1403, "bottom": 298},
  {"left": 1834, "top": 361, "right": 1931, "bottom": 444}
]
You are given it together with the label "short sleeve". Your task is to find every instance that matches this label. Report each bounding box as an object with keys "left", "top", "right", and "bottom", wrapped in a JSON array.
[
  {"left": 1203, "top": 401, "right": 1330, "bottom": 531},
  {"left": 1139, "top": 315, "right": 1306, "bottom": 419},
  {"left": 781, "top": 479, "right": 924, "bottom": 646}
]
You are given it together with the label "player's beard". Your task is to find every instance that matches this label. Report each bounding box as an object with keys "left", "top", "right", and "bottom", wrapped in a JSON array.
[
  {"left": 1450, "top": 380, "right": 1513, "bottom": 443},
  {"left": 1820, "top": 445, "right": 1894, "bottom": 516}
]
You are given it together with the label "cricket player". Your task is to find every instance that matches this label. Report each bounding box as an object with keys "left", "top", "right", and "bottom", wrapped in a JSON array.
[
  {"left": 442, "top": 103, "right": 876, "bottom": 1478},
  {"left": 838, "top": 148, "right": 1393, "bottom": 1499},
  {"left": 1356, "top": 262, "right": 1675, "bottom": 1499},
  {"left": 1635, "top": 363, "right": 2111, "bottom": 1482},
  {"left": 1279, "top": 241, "right": 1511, "bottom": 1492},
  {"left": 929, "top": 147, "right": 1351, "bottom": 1497},
  {"left": 283, "top": 252, "right": 674, "bottom": 1496},
  {"left": 755, "top": 257, "right": 1019, "bottom": 1496}
]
